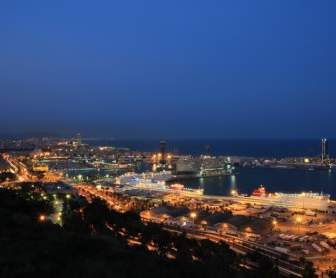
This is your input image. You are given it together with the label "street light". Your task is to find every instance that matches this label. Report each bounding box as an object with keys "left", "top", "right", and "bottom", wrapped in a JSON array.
[
  {"left": 201, "top": 220, "right": 208, "bottom": 230},
  {"left": 296, "top": 216, "right": 302, "bottom": 233},
  {"left": 39, "top": 214, "right": 46, "bottom": 222},
  {"left": 272, "top": 219, "right": 278, "bottom": 232},
  {"left": 190, "top": 212, "right": 197, "bottom": 224},
  {"left": 245, "top": 227, "right": 252, "bottom": 234},
  {"left": 230, "top": 189, "right": 237, "bottom": 196}
]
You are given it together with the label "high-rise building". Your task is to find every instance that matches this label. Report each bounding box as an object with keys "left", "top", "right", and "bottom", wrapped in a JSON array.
[
  {"left": 205, "top": 145, "right": 211, "bottom": 156},
  {"left": 71, "top": 133, "right": 82, "bottom": 148},
  {"left": 321, "top": 138, "right": 329, "bottom": 163},
  {"left": 152, "top": 140, "right": 173, "bottom": 172},
  {"left": 159, "top": 140, "right": 167, "bottom": 165},
  {"left": 75, "top": 133, "right": 82, "bottom": 146}
]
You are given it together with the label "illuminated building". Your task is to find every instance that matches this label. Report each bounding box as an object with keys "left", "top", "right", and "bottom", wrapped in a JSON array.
[
  {"left": 159, "top": 140, "right": 167, "bottom": 165},
  {"left": 321, "top": 138, "right": 329, "bottom": 163},
  {"left": 76, "top": 133, "right": 82, "bottom": 145},
  {"left": 0, "top": 157, "right": 12, "bottom": 174},
  {"left": 152, "top": 140, "right": 172, "bottom": 171},
  {"left": 33, "top": 164, "right": 49, "bottom": 172},
  {"left": 71, "top": 133, "right": 82, "bottom": 147}
]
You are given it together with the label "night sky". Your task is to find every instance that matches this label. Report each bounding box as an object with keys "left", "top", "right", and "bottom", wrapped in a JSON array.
[{"left": 1, "top": 0, "right": 335, "bottom": 139}]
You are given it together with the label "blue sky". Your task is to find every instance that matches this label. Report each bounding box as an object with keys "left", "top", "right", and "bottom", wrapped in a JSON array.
[{"left": 1, "top": 0, "right": 335, "bottom": 138}]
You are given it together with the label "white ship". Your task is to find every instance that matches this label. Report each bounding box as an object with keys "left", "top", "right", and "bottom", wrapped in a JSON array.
[
  {"left": 175, "top": 156, "right": 233, "bottom": 178},
  {"left": 116, "top": 171, "right": 203, "bottom": 196},
  {"left": 116, "top": 171, "right": 173, "bottom": 187}
]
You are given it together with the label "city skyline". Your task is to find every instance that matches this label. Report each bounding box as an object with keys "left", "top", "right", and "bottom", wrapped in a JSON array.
[
  {"left": 1, "top": 2, "right": 336, "bottom": 276},
  {"left": 1, "top": 0, "right": 335, "bottom": 139}
]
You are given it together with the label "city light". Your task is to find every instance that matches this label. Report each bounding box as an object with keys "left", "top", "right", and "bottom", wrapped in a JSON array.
[
  {"left": 245, "top": 227, "right": 252, "bottom": 233},
  {"left": 230, "top": 189, "right": 237, "bottom": 196},
  {"left": 190, "top": 212, "right": 197, "bottom": 219},
  {"left": 190, "top": 212, "right": 197, "bottom": 224},
  {"left": 296, "top": 216, "right": 302, "bottom": 233},
  {"left": 39, "top": 215, "right": 46, "bottom": 222},
  {"left": 272, "top": 219, "right": 278, "bottom": 232},
  {"left": 3, "top": 134, "right": 336, "bottom": 274}
]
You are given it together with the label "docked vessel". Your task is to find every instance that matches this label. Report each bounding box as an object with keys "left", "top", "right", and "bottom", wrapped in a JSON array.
[
  {"left": 169, "top": 183, "right": 185, "bottom": 190},
  {"left": 115, "top": 171, "right": 203, "bottom": 196},
  {"left": 252, "top": 185, "right": 267, "bottom": 197},
  {"left": 116, "top": 171, "right": 173, "bottom": 185},
  {"left": 174, "top": 156, "right": 234, "bottom": 179},
  {"left": 250, "top": 185, "right": 331, "bottom": 211}
]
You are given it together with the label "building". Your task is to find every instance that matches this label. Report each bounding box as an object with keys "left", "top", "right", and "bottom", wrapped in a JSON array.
[
  {"left": 0, "top": 157, "right": 12, "bottom": 174},
  {"left": 75, "top": 133, "right": 82, "bottom": 145},
  {"left": 71, "top": 133, "right": 82, "bottom": 147},
  {"left": 152, "top": 140, "right": 172, "bottom": 171},
  {"left": 32, "top": 164, "right": 49, "bottom": 172},
  {"left": 321, "top": 138, "right": 329, "bottom": 163},
  {"left": 159, "top": 140, "right": 167, "bottom": 165}
]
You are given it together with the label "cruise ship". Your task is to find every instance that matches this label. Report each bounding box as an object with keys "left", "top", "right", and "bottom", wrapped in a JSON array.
[
  {"left": 174, "top": 156, "right": 233, "bottom": 179},
  {"left": 115, "top": 171, "right": 173, "bottom": 189},
  {"left": 115, "top": 171, "right": 203, "bottom": 196},
  {"left": 250, "top": 185, "right": 331, "bottom": 211}
]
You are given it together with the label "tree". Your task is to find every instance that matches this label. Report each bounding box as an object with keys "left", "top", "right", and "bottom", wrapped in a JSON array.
[
  {"left": 300, "top": 258, "right": 318, "bottom": 278},
  {"left": 326, "top": 268, "right": 336, "bottom": 278}
]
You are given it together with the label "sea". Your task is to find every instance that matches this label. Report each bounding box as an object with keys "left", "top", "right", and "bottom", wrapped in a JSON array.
[{"left": 85, "top": 139, "right": 336, "bottom": 198}]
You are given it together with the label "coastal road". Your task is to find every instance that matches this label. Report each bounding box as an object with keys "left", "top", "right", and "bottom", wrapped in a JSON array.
[
  {"left": 118, "top": 183, "right": 332, "bottom": 211},
  {"left": 77, "top": 184, "right": 304, "bottom": 277}
]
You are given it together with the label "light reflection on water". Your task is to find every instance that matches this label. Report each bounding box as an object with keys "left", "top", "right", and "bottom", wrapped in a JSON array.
[{"left": 180, "top": 167, "right": 336, "bottom": 199}]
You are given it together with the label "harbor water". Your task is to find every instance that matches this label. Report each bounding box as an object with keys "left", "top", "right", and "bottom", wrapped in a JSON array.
[
  {"left": 86, "top": 139, "right": 336, "bottom": 198},
  {"left": 180, "top": 167, "right": 336, "bottom": 199}
]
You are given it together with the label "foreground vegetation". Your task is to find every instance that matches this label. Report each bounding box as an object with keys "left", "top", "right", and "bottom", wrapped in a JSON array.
[{"left": 0, "top": 186, "right": 321, "bottom": 277}]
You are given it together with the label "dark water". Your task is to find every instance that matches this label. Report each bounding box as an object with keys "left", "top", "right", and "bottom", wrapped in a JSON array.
[
  {"left": 84, "top": 139, "right": 336, "bottom": 198},
  {"left": 180, "top": 167, "right": 336, "bottom": 199}
]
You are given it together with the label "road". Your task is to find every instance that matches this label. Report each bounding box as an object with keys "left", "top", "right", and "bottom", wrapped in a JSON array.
[
  {"left": 77, "top": 184, "right": 305, "bottom": 277},
  {"left": 115, "top": 182, "right": 332, "bottom": 211}
]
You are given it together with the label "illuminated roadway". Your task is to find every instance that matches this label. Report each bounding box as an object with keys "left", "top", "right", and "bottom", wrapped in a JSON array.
[
  {"left": 77, "top": 185, "right": 304, "bottom": 277},
  {"left": 115, "top": 183, "right": 331, "bottom": 210}
]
